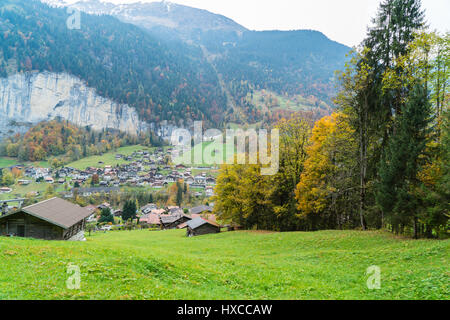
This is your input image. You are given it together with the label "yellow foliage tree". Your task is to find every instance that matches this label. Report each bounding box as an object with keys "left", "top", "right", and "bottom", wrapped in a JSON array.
[{"left": 295, "top": 112, "right": 357, "bottom": 229}]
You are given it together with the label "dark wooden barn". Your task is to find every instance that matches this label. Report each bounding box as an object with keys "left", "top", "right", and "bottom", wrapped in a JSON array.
[
  {"left": 186, "top": 217, "right": 221, "bottom": 237},
  {"left": 160, "top": 214, "right": 191, "bottom": 230},
  {"left": 0, "top": 197, "right": 92, "bottom": 241}
]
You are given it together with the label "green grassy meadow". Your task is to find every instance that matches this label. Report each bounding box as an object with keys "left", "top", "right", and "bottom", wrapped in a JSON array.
[
  {"left": 0, "top": 157, "right": 18, "bottom": 168},
  {"left": 0, "top": 230, "right": 447, "bottom": 300},
  {"left": 0, "top": 181, "right": 65, "bottom": 201},
  {"left": 0, "top": 157, "right": 49, "bottom": 169},
  {"left": 67, "top": 145, "right": 152, "bottom": 170}
]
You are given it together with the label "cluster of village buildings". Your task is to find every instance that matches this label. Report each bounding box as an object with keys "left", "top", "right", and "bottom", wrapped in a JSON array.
[
  {"left": 0, "top": 148, "right": 217, "bottom": 198},
  {"left": 85, "top": 201, "right": 220, "bottom": 234},
  {"left": 0, "top": 148, "right": 230, "bottom": 238},
  {"left": 0, "top": 197, "right": 224, "bottom": 240}
]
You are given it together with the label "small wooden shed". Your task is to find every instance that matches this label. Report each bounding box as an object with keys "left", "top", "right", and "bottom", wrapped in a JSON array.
[
  {"left": 186, "top": 217, "right": 220, "bottom": 237},
  {"left": 0, "top": 197, "right": 92, "bottom": 240}
]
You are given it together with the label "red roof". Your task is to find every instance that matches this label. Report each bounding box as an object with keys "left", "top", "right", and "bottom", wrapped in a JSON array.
[{"left": 140, "top": 213, "right": 161, "bottom": 225}]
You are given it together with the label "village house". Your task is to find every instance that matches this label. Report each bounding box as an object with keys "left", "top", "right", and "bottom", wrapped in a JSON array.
[
  {"left": 186, "top": 217, "right": 220, "bottom": 237},
  {"left": 205, "top": 186, "right": 214, "bottom": 197},
  {"left": 194, "top": 175, "right": 207, "bottom": 185},
  {"left": 152, "top": 182, "right": 164, "bottom": 189},
  {"left": 0, "top": 198, "right": 92, "bottom": 240},
  {"left": 141, "top": 203, "right": 157, "bottom": 215},
  {"left": 112, "top": 209, "right": 123, "bottom": 217},
  {"left": 185, "top": 176, "right": 194, "bottom": 184},
  {"left": 190, "top": 205, "right": 213, "bottom": 215},
  {"left": 160, "top": 213, "right": 191, "bottom": 230},
  {"left": 139, "top": 213, "right": 161, "bottom": 227},
  {"left": 44, "top": 177, "right": 54, "bottom": 184},
  {"left": 0, "top": 187, "right": 12, "bottom": 194}
]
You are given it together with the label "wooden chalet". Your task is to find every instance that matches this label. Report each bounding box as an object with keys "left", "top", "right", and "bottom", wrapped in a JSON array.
[
  {"left": 186, "top": 217, "right": 220, "bottom": 237},
  {"left": 139, "top": 213, "right": 161, "bottom": 226},
  {"left": 189, "top": 205, "right": 213, "bottom": 215},
  {"left": 0, "top": 198, "right": 92, "bottom": 241},
  {"left": 160, "top": 214, "right": 191, "bottom": 229}
]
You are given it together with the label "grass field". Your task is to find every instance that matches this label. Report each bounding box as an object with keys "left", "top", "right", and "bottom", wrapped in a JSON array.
[
  {"left": 174, "top": 141, "right": 238, "bottom": 167},
  {"left": 0, "top": 157, "right": 49, "bottom": 169},
  {"left": 0, "top": 230, "right": 447, "bottom": 300},
  {"left": 0, "top": 157, "right": 18, "bottom": 168},
  {"left": 67, "top": 145, "right": 151, "bottom": 169},
  {"left": 0, "top": 181, "right": 62, "bottom": 201},
  {"left": 247, "top": 90, "right": 321, "bottom": 113}
]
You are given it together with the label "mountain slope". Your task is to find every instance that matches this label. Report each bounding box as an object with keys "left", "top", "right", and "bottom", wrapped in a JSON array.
[
  {"left": 0, "top": 0, "right": 226, "bottom": 127},
  {"left": 73, "top": 0, "right": 247, "bottom": 38},
  {"left": 3, "top": 0, "right": 351, "bottom": 131},
  {"left": 69, "top": 0, "right": 351, "bottom": 124}
]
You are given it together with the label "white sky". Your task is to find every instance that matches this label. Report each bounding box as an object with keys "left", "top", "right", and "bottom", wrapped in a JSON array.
[{"left": 59, "top": 0, "right": 450, "bottom": 47}]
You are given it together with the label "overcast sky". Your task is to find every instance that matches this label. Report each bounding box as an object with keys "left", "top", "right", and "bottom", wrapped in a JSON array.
[{"left": 59, "top": 0, "right": 450, "bottom": 47}]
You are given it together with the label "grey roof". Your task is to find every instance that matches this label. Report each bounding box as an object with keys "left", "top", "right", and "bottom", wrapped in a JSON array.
[
  {"left": 168, "top": 207, "right": 184, "bottom": 215},
  {"left": 0, "top": 197, "right": 92, "bottom": 229},
  {"left": 160, "top": 215, "right": 181, "bottom": 224},
  {"left": 187, "top": 217, "right": 219, "bottom": 229},
  {"left": 190, "top": 205, "right": 213, "bottom": 215},
  {"left": 160, "top": 214, "right": 191, "bottom": 224}
]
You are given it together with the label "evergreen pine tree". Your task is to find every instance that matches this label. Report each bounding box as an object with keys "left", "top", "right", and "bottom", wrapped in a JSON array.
[
  {"left": 376, "top": 84, "right": 433, "bottom": 237},
  {"left": 122, "top": 200, "right": 137, "bottom": 222},
  {"left": 99, "top": 208, "right": 114, "bottom": 224}
]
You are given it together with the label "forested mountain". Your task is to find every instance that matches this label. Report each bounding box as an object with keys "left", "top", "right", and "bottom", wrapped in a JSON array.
[
  {"left": 57, "top": 0, "right": 351, "bottom": 124},
  {"left": 67, "top": 0, "right": 247, "bottom": 38},
  {"left": 1, "top": 0, "right": 351, "bottom": 129},
  {"left": 0, "top": 0, "right": 226, "bottom": 127}
]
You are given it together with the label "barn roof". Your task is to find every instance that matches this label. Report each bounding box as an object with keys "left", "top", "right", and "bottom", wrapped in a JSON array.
[
  {"left": 189, "top": 205, "right": 213, "bottom": 215},
  {"left": 160, "top": 214, "right": 191, "bottom": 224},
  {"left": 12, "top": 197, "right": 91, "bottom": 229},
  {"left": 140, "top": 213, "right": 161, "bottom": 225},
  {"left": 187, "top": 217, "right": 220, "bottom": 230}
]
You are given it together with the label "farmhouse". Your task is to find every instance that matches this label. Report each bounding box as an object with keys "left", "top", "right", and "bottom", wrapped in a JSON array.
[
  {"left": 0, "top": 187, "right": 12, "bottom": 194},
  {"left": 190, "top": 205, "right": 213, "bottom": 215},
  {"left": 17, "top": 179, "right": 32, "bottom": 186},
  {"left": 160, "top": 214, "right": 191, "bottom": 229},
  {"left": 141, "top": 203, "right": 157, "bottom": 214},
  {"left": 139, "top": 213, "right": 161, "bottom": 226},
  {"left": 186, "top": 217, "right": 220, "bottom": 237},
  {"left": 0, "top": 198, "right": 92, "bottom": 241}
]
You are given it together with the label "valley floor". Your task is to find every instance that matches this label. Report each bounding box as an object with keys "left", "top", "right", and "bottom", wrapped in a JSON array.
[{"left": 0, "top": 230, "right": 448, "bottom": 299}]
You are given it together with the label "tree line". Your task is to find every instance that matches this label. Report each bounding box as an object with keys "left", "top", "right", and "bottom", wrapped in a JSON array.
[
  {"left": 0, "top": 119, "right": 162, "bottom": 163},
  {"left": 213, "top": 0, "right": 449, "bottom": 238}
]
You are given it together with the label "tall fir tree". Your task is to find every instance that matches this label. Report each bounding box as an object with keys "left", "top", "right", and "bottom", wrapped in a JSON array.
[
  {"left": 338, "top": 0, "right": 426, "bottom": 229},
  {"left": 376, "top": 83, "right": 433, "bottom": 237},
  {"left": 122, "top": 200, "right": 137, "bottom": 222},
  {"left": 363, "top": 0, "right": 425, "bottom": 160}
]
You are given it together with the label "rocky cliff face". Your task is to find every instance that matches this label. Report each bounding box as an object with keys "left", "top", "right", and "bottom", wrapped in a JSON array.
[{"left": 0, "top": 72, "right": 150, "bottom": 140}]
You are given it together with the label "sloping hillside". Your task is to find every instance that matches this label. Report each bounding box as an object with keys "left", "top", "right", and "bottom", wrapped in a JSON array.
[{"left": 0, "top": 229, "right": 447, "bottom": 299}]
